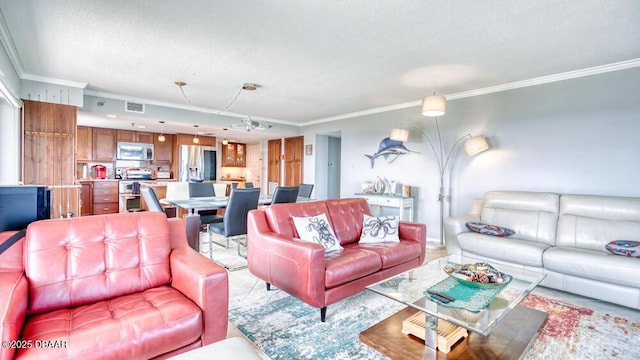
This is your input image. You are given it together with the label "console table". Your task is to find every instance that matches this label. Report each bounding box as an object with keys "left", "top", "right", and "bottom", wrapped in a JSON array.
[{"left": 354, "top": 193, "right": 415, "bottom": 221}]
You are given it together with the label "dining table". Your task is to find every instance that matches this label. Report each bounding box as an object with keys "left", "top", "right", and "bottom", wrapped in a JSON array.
[{"left": 160, "top": 195, "right": 311, "bottom": 251}]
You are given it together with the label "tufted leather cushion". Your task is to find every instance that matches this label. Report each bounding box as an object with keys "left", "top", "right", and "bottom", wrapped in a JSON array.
[
  {"left": 324, "top": 248, "right": 381, "bottom": 288},
  {"left": 325, "top": 198, "right": 372, "bottom": 245},
  {"left": 24, "top": 212, "right": 172, "bottom": 315},
  {"left": 351, "top": 241, "right": 421, "bottom": 269},
  {"left": 265, "top": 201, "right": 331, "bottom": 238},
  {"left": 16, "top": 285, "right": 202, "bottom": 359}
]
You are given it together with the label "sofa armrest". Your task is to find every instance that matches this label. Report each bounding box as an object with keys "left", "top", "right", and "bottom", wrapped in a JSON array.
[
  {"left": 247, "top": 210, "right": 327, "bottom": 308},
  {"left": 170, "top": 247, "right": 228, "bottom": 346},
  {"left": 398, "top": 222, "right": 427, "bottom": 264},
  {"left": 444, "top": 215, "right": 480, "bottom": 255},
  {"left": 0, "top": 271, "right": 28, "bottom": 360}
]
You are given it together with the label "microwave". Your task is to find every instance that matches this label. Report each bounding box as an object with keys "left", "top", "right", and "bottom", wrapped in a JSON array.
[{"left": 116, "top": 142, "right": 154, "bottom": 160}]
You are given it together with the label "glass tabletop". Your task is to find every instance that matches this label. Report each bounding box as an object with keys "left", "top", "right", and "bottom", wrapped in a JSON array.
[{"left": 366, "top": 254, "right": 545, "bottom": 336}]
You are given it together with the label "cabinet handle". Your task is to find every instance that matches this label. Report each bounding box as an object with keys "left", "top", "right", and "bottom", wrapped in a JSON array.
[{"left": 103, "top": 208, "right": 109, "bottom": 211}]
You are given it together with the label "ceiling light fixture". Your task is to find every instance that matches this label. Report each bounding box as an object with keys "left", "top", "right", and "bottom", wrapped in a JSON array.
[
  {"left": 158, "top": 121, "right": 166, "bottom": 142},
  {"left": 222, "top": 128, "right": 229, "bottom": 145},
  {"left": 175, "top": 81, "right": 194, "bottom": 107},
  {"left": 192, "top": 124, "right": 200, "bottom": 144},
  {"left": 231, "top": 116, "right": 271, "bottom": 132}
]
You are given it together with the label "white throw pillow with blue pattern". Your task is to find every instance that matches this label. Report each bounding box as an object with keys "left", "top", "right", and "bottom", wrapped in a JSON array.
[
  {"left": 359, "top": 214, "right": 400, "bottom": 244},
  {"left": 292, "top": 213, "right": 343, "bottom": 254}
]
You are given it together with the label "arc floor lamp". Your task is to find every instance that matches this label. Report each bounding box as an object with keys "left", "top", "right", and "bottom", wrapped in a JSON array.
[{"left": 390, "top": 93, "right": 489, "bottom": 247}]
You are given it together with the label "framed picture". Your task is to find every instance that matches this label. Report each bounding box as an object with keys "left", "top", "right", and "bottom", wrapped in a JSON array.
[{"left": 305, "top": 144, "right": 313, "bottom": 155}]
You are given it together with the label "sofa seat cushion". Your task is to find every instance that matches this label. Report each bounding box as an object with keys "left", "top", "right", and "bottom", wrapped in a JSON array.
[
  {"left": 458, "top": 232, "right": 550, "bottom": 267},
  {"left": 17, "top": 285, "right": 202, "bottom": 359},
  {"left": 352, "top": 241, "right": 421, "bottom": 269},
  {"left": 324, "top": 248, "right": 381, "bottom": 288},
  {"left": 543, "top": 247, "right": 640, "bottom": 288}
]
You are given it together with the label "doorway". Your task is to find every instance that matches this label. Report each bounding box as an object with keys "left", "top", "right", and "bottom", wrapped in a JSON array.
[{"left": 327, "top": 136, "right": 341, "bottom": 199}]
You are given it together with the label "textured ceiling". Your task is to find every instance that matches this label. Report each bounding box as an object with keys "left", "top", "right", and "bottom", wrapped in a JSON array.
[{"left": 1, "top": 0, "right": 639, "bottom": 138}]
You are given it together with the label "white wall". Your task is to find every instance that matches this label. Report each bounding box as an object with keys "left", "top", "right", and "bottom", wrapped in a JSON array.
[
  {"left": 0, "top": 42, "right": 21, "bottom": 184},
  {"left": 0, "top": 99, "right": 20, "bottom": 184},
  {"left": 301, "top": 67, "right": 640, "bottom": 241}
]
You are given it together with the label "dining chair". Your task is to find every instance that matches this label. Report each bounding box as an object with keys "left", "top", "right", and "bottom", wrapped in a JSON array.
[
  {"left": 208, "top": 188, "right": 261, "bottom": 262},
  {"left": 244, "top": 182, "right": 254, "bottom": 188},
  {"left": 297, "top": 183, "right": 314, "bottom": 198},
  {"left": 140, "top": 187, "right": 165, "bottom": 213},
  {"left": 189, "top": 183, "right": 222, "bottom": 230},
  {"left": 270, "top": 186, "right": 300, "bottom": 204}
]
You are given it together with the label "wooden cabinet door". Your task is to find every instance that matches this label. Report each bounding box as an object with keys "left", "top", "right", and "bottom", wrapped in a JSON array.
[
  {"left": 284, "top": 136, "right": 303, "bottom": 186},
  {"left": 117, "top": 130, "right": 136, "bottom": 142},
  {"left": 79, "top": 181, "right": 93, "bottom": 216},
  {"left": 267, "top": 139, "right": 281, "bottom": 186},
  {"left": 136, "top": 132, "right": 154, "bottom": 143},
  {"left": 76, "top": 126, "right": 93, "bottom": 161},
  {"left": 236, "top": 143, "right": 246, "bottom": 167},
  {"left": 222, "top": 143, "right": 236, "bottom": 167},
  {"left": 153, "top": 133, "right": 173, "bottom": 164},
  {"left": 93, "top": 128, "right": 116, "bottom": 162}
]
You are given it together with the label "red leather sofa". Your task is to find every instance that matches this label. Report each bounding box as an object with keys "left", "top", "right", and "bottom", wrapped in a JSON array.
[
  {"left": 0, "top": 212, "right": 228, "bottom": 360},
  {"left": 247, "top": 198, "right": 426, "bottom": 321}
]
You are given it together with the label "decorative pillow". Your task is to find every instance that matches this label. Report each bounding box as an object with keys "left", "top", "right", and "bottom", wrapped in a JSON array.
[
  {"left": 605, "top": 240, "right": 640, "bottom": 258},
  {"left": 359, "top": 215, "right": 400, "bottom": 244},
  {"left": 292, "top": 213, "right": 343, "bottom": 254},
  {"left": 466, "top": 222, "right": 515, "bottom": 237}
]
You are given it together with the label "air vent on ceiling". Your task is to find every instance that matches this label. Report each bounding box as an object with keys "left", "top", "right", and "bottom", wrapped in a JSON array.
[{"left": 125, "top": 101, "right": 145, "bottom": 114}]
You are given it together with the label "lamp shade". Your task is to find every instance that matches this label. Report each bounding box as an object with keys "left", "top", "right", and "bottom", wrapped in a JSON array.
[
  {"left": 157, "top": 134, "right": 165, "bottom": 142},
  {"left": 421, "top": 95, "right": 446, "bottom": 117},
  {"left": 389, "top": 128, "right": 409, "bottom": 142},
  {"left": 464, "top": 135, "right": 489, "bottom": 156}
]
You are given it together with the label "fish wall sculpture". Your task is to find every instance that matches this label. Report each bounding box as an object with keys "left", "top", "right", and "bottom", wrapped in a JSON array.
[{"left": 365, "top": 137, "right": 415, "bottom": 168}]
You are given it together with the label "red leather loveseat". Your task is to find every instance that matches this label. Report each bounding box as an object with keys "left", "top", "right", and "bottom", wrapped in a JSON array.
[
  {"left": 0, "top": 212, "right": 228, "bottom": 360},
  {"left": 247, "top": 198, "right": 426, "bottom": 321}
]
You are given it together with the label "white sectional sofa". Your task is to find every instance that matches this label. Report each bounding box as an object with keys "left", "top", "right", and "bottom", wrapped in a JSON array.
[{"left": 444, "top": 191, "right": 640, "bottom": 310}]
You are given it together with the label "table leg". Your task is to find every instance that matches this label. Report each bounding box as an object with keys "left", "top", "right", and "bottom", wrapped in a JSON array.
[
  {"left": 423, "top": 314, "right": 438, "bottom": 359},
  {"left": 185, "top": 213, "right": 201, "bottom": 251}
]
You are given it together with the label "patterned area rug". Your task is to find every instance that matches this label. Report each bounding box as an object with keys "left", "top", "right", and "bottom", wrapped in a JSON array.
[
  {"left": 229, "top": 288, "right": 640, "bottom": 359},
  {"left": 522, "top": 294, "right": 640, "bottom": 359}
]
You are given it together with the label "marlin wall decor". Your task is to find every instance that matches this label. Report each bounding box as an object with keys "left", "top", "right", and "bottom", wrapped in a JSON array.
[{"left": 364, "top": 137, "right": 416, "bottom": 168}]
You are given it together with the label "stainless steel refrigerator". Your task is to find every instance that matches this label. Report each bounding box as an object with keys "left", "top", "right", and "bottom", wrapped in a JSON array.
[{"left": 178, "top": 145, "right": 217, "bottom": 182}]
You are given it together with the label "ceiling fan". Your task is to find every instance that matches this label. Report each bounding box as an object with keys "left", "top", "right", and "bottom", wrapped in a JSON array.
[{"left": 231, "top": 117, "right": 272, "bottom": 132}]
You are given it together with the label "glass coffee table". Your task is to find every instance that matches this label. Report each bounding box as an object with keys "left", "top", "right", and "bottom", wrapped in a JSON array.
[{"left": 360, "top": 254, "right": 547, "bottom": 359}]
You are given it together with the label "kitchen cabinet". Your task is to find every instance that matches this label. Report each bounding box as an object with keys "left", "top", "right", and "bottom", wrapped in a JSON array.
[
  {"left": 92, "top": 128, "right": 116, "bottom": 162},
  {"left": 222, "top": 142, "right": 246, "bottom": 167},
  {"left": 174, "top": 133, "right": 216, "bottom": 147},
  {"left": 117, "top": 130, "right": 154, "bottom": 143},
  {"left": 153, "top": 133, "right": 173, "bottom": 164},
  {"left": 92, "top": 180, "right": 119, "bottom": 215},
  {"left": 76, "top": 126, "right": 93, "bottom": 162},
  {"left": 79, "top": 181, "right": 93, "bottom": 216}
]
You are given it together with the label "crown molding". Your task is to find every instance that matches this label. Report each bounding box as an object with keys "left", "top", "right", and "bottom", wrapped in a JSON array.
[
  {"left": 21, "top": 73, "right": 88, "bottom": 89},
  {"left": 445, "top": 58, "right": 640, "bottom": 101},
  {"left": 0, "top": 10, "right": 24, "bottom": 77},
  {"left": 303, "top": 58, "right": 640, "bottom": 126}
]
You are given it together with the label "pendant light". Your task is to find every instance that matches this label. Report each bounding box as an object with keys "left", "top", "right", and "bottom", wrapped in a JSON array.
[
  {"left": 192, "top": 125, "right": 200, "bottom": 144},
  {"left": 222, "top": 128, "right": 229, "bottom": 145},
  {"left": 158, "top": 121, "right": 166, "bottom": 142}
]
